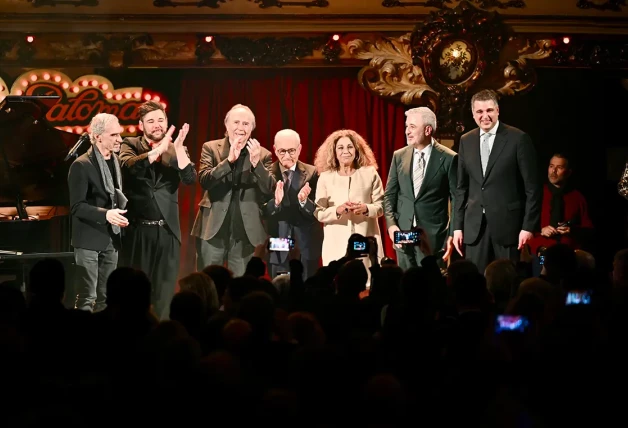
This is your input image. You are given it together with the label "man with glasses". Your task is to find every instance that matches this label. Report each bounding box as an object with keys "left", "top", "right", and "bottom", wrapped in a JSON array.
[{"left": 265, "top": 129, "right": 322, "bottom": 279}]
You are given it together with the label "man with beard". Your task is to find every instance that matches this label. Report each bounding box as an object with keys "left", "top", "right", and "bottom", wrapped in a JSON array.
[
  {"left": 528, "top": 153, "right": 593, "bottom": 273},
  {"left": 119, "top": 101, "right": 197, "bottom": 320},
  {"left": 68, "top": 113, "right": 128, "bottom": 312}
]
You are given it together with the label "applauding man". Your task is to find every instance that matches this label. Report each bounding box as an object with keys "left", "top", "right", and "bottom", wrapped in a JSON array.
[
  {"left": 191, "top": 104, "right": 276, "bottom": 276},
  {"left": 265, "top": 129, "right": 322, "bottom": 279},
  {"left": 119, "top": 100, "right": 197, "bottom": 320}
]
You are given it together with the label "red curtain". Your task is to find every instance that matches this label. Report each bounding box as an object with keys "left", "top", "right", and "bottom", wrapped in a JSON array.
[{"left": 177, "top": 68, "right": 407, "bottom": 277}]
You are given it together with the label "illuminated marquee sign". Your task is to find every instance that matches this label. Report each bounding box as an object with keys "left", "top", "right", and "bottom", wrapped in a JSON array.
[{"left": 0, "top": 70, "right": 167, "bottom": 135}]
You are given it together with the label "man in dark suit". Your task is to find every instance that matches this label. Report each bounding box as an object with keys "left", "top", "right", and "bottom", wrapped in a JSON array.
[
  {"left": 119, "top": 101, "right": 197, "bottom": 320},
  {"left": 384, "top": 107, "right": 457, "bottom": 270},
  {"left": 453, "top": 89, "right": 541, "bottom": 274},
  {"left": 68, "top": 113, "right": 129, "bottom": 312},
  {"left": 191, "top": 104, "right": 276, "bottom": 277},
  {"left": 264, "top": 129, "right": 322, "bottom": 279}
]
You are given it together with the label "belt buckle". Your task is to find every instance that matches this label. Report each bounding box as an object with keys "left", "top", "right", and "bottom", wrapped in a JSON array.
[{"left": 158, "top": 219, "right": 165, "bottom": 226}]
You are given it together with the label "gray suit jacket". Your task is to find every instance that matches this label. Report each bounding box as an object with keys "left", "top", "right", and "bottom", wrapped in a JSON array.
[
  {"left": 191, "top": 137, "right": 276, "bottom": 246},
  {"left": 384, "top": 142, "right": 457, "bottom": 252}
]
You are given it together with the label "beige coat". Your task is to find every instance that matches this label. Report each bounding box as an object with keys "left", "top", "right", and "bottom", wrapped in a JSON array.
[{"left": 314, "top": 166, "right": 385, "bottom": 265}]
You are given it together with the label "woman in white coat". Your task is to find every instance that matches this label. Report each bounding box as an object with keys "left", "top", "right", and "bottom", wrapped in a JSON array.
[{"left": 313, "top": 129, "right": 385, "bottom": 266}]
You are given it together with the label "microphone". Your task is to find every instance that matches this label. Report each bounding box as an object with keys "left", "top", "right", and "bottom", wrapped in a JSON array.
[{"left": 64, "top": 132, "right": 91, "bottom": 161}]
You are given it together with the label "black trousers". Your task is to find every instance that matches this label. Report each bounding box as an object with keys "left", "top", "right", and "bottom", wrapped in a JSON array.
[
  {"left": 122, "top": 223, "right": 180, "bottom": 320},
  {"left": 465, "top": 214, "right": 519, "bottom": 275}
]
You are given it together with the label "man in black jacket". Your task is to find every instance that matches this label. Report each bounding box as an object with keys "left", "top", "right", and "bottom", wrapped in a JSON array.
[
  {"left": 68, "top": 113, "right": 129, "bottom": 312},
  {"left": 453, "top": 89, "right": 541, "bottom": 274},
  {"left": 119, "top": 101, "right": 197, "bottom": 320}
]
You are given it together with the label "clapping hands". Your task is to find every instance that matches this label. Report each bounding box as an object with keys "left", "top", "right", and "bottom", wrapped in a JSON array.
[{"left": 335, "top": 201, "right": 368, "bottom": 217}]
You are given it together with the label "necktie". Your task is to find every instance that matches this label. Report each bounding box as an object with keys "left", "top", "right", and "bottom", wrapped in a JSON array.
[
  {"left": 481, "top": 133, "right": 491, "bottom": 176},
  {"left": 413, "top": 151, "right": 425, "bottom": 198},
  {"left": 283, "top": 169, "right": 293, "bottom": 190}
]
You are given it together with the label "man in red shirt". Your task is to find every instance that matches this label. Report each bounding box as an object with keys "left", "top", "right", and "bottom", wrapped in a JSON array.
[{"left": 528, "top": 153, "right": 593, "bottom": 273}]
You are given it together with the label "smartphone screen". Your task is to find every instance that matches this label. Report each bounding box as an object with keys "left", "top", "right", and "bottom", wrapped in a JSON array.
[
  {"left": 353, "top": 241, "right": 367, "bottom": 251},
  {"left": 495, "top": 315, "right": 529, "bottom": 333},
  {"left": 268, "top": 237, "right": 294, "bottom": 252},
  {"left": 394, "top": 230, "right": 420, "bottom": 244},
  {"left": 565, "top": 291, "right": 592, "bottom": 305}
]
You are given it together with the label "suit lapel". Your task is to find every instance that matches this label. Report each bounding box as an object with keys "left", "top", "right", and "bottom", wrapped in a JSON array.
[
  {"left": 483, "top": 124, "right": 507, "bottom": 182},
  {"left": 466, "top": 129, "right": 483, "bottom": 182},
  {"left": 295, "top": 161, "right": 307, "bottom": 191},
  {"left": 218, "top": 137, "right": 230, "bottom": 163},
  {"left": 402, "top": 146, "right": 414, "bottom": 191},
  {"left": 416, "top": 144, "right": 444, "bottom": 199}
]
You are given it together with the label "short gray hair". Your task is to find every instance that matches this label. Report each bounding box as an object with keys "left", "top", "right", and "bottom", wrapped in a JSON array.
[
  {"left": 224, "top": 104, "right": 256, "bottom": 131},
  {"left": 89, "top": 113, "right": 119, "bottom": 144},
  {"left": 405, "top": 107, "right": 437, "bottom": 133},
  {"left": 274, "top": 128, "right": 301, "bottom": 146}
]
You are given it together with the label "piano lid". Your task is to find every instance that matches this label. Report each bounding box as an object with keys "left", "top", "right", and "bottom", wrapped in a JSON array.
[{"left": 0, "top": 95, "right": 80, "bottom": 221}]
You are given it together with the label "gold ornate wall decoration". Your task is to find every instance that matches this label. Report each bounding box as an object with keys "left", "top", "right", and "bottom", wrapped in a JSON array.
[
  {"left": 351, "top": 0, "right": 548, "bottom": 135},
  {"left": 411, "top": 0, "right": 509, "bottom": 133},
  {"left": 496, "top": 38, "right": 552, "bottom": 96},
  {"left": 381, "top": 0, "right": 525, "bottom": 9},
  {"left": 576, "top": 0, "right": 626, "bottom": 11},
  {"left": 48, "top": 38, "right": 103, "bottom": 61},
  {"left": 29, "top": 0, "right": 99, "bottom": 6},
  {"left": 250, "top": 0, "right": 330, "bottom": 7},
  {"left": 382, "top": 0, "right": 452, "bottom": 8},
  {"left": 347, "top": 34, "right": 438, "bottom": 108},
  {"left": 153, "top": 0, "right": 226, "bottom": 7}
]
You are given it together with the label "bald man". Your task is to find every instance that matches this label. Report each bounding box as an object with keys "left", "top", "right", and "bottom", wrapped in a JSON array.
[{"left": 264, "top": 129, "right": 322, "bottom": 279}]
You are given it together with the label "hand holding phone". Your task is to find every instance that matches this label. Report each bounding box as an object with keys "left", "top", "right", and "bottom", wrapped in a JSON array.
[
  {"left": 394, "top": 230, "right": 421, "bottom": 245},
  {"left": 268, "top": 237, "right": 295, "bottom": 252}
]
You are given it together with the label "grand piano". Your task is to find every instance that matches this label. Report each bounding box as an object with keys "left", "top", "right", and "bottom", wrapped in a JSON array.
[{"left": 0, "top": 95, "right": 85, "bottom": 306}]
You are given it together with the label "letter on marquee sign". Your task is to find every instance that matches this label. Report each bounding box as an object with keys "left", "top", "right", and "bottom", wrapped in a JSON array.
[{"left": 0, "top": 70, "right": 167, "bottom": 136}]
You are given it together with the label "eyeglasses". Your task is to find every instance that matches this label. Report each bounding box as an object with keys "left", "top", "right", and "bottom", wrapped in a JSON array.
[{"left": 276, "top": 148, "right": 297, "bottom": 156}]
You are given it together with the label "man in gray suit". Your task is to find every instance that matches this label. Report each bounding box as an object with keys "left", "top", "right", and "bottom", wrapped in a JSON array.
[
  {"left": 264, "top": 129, "right": 322, "bottom": 279},
  {"left": 191, "top": 104, "right": 276, "bottom": 276},
  {"left": 384, "top": 107, "right": 457, "bottom": 270}
]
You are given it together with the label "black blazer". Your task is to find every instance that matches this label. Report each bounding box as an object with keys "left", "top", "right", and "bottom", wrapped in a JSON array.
[
  {"left": 454, "top": 122, "right": 541, "bottom": 246},
  {"left": 67, "top": 146, "right": 121, "bottom": 252},
  {"left": 119, "top": 136, "right": 197, "bottom": 243},
  {"left": 264, "top": 160, "right": 323, "bottom": 262}
]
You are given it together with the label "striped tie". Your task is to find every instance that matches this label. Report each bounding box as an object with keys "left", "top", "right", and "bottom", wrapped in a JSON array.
[{"left": 413, "top": 151, "right": 425, "bottom": 198}]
